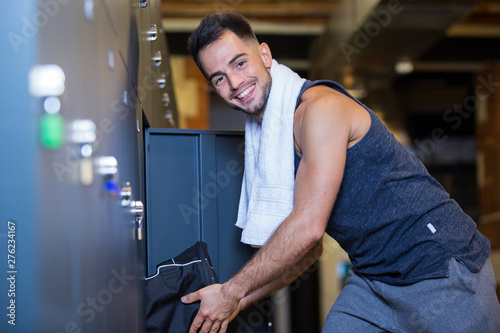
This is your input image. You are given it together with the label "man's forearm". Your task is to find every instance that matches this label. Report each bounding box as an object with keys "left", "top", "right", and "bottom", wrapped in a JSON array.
[
  {"left": 223, "top": 208, "right": 325, "bottom": 305},
  {"left": 238, "top": 240, "right": 323, "bottom": 310}
]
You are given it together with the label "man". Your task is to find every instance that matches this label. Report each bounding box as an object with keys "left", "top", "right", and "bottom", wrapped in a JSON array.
[{"left": 181, "top": 13, "right": 500, "bottom": 333}]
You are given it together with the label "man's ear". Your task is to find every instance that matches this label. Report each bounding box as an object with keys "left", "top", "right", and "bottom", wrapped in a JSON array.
[{"left": 259, "top": 42, "right": 273, "bottom": 69}]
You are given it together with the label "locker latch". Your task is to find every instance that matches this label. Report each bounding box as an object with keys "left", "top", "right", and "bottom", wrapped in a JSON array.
[{"left": 131, "top": 200, "right": 144, "bottom": 240}]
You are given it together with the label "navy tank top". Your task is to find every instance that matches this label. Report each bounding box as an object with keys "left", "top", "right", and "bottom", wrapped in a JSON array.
[{"left": 294, "top": 80, "right": 490, "bottom": 285}]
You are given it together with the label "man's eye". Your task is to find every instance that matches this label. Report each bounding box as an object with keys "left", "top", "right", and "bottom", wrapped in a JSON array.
[
  {"left": 237, "top": 61, "right": 245, "bottom": 67},
  {"left": 213, "top": 76, "right": 224, "bottom": 86}
]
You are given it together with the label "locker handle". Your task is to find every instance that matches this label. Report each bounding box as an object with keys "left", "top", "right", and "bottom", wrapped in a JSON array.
[
  {"left": 131, "top": 200, "right": 144, "bottom": 221},
  {"left": 157, "top": 74, "right": 166, "bottom": 89},
  {"left": 153, "top": 51, "right": 162, "bottom": 67},
  {"left": 147, "top": 25, "right": 158, "bottom": 41},
  {"left": 131, "top": 201, "right": 144, "bottom": 240}
]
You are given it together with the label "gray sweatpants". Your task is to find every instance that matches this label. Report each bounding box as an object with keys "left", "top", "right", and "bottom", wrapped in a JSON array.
[{"left": 322, "top": 258, "right": 500, "bottom": 332}]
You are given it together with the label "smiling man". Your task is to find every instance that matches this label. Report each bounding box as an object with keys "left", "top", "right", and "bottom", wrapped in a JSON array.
[
  {"left": 181, "top": 13, "right": 500, "bottom": 333},
  {"left": 196, "top": 25, "right": 272, "bottom": 119},
  {"left": 200, "top": 31, "right": 271, "bottom": 118}
]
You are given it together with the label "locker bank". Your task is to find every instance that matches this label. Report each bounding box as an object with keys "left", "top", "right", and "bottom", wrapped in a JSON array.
[{"left": 0, "top": 1, "right": 275, "bottom": 332}]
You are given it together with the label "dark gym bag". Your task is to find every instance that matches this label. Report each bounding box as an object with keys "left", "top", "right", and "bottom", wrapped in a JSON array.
[{"left": 145, "top": 241, "right": 218, "bottom": 332}]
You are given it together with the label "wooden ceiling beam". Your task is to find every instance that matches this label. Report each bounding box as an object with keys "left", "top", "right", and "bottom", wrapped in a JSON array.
[{"left": 161, "top": 1, "right": 340, "bottom": 19}]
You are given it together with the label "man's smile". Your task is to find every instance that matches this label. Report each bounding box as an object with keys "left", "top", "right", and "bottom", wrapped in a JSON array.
[{"left": 234, "top": 84, "right": 255, "bottom": 101}]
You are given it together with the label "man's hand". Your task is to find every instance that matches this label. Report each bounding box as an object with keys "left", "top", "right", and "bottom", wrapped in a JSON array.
[{"left": 181, "top": 283, "right": 242, "bottom": 333}]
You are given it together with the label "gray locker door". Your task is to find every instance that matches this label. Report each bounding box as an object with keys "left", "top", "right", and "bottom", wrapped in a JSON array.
[
  {"left": 145, "top": 128, "right": 272, "bottom": 332},
  {"left": 1, "top": 1, "right": 158, "bottom": 332}
]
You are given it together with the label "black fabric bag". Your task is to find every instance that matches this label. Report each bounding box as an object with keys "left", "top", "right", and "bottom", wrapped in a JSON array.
[{"left": 145, "top": 241, "right": 218, "bottom": 333}]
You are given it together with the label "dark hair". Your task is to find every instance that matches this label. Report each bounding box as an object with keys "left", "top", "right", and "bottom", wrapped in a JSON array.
[{"left": 187, "top": 13, "right": 258, "bottom": 77}]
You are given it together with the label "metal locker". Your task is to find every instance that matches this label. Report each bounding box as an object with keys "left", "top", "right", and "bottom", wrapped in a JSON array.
[
  {"left": 144, "top": 128, "right": 273, "bottom": 332},
  {"left": 0, "top": 0, "right": 176, "bottom": 331}
]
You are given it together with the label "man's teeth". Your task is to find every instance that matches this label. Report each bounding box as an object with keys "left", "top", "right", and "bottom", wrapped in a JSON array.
[{"left": 237, "top": 85, "right": 254, "bottom": 99}]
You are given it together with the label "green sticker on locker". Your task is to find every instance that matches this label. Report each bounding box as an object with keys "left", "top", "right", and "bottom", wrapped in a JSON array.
[{"left": 40, "top": 113, "right": 64, "bottom": 149}]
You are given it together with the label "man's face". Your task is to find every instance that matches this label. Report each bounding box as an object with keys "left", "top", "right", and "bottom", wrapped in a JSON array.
[{"left": 199, "top": 31, "right": 273, "bottom": 119}]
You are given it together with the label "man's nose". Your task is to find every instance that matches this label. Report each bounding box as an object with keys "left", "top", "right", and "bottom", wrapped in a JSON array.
[{"left": 227, "top": 72, "right": 244, "bottom": 90}]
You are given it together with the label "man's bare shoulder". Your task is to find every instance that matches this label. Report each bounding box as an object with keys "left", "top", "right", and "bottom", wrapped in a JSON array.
[
  {"left": 294, "top": 85, "right": 371, "bottom": 149},
  {"left": 300, "top": 85, "right": 360, "bottom": 113}
]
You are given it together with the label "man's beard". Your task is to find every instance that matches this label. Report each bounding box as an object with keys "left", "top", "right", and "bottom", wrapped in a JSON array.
[{"left": 232, "top": 76, "right": 272, "bottom": 116}]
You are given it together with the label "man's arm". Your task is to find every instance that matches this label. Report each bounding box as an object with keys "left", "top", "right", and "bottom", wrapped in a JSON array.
[
  {"left": 237, "top": 240, "right": 323, "bottom": 312},
  {"left": 182, "top": 89, "right": 353, "bottom": 333}
]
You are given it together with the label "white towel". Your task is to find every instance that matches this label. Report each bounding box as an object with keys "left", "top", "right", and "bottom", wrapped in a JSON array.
[{"left": 235, "top": 59, "right": 306, "bottom": 246}]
